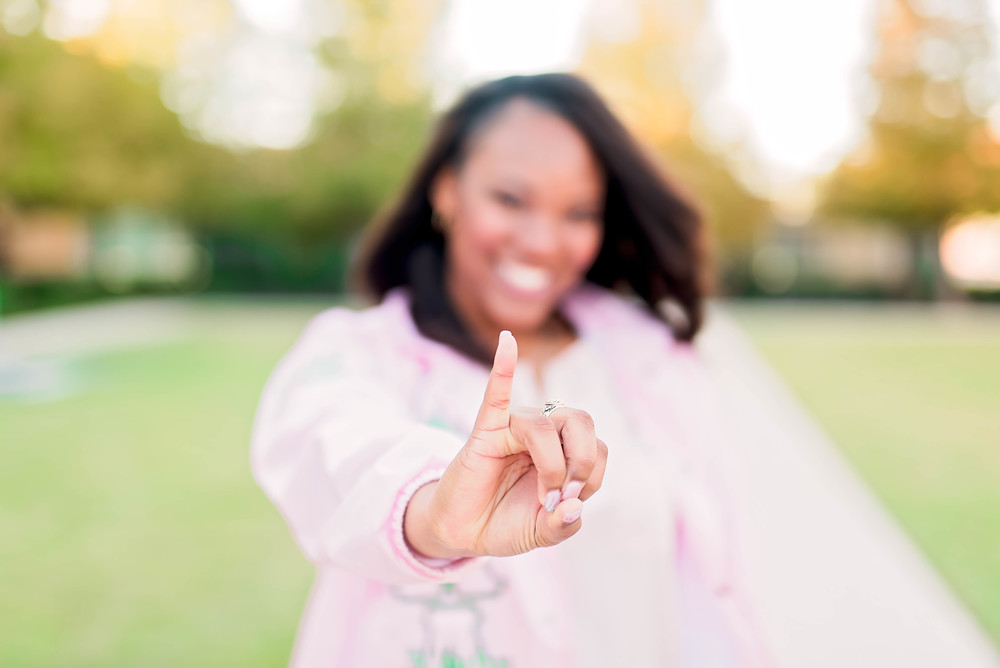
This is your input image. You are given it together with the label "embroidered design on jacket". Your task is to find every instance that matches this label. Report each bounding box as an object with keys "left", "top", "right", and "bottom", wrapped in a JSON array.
[{"left": 391, "top": 565, "right": 509, "bottom": 667}]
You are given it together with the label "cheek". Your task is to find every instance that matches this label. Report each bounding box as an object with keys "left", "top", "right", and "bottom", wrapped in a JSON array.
[
  {"left": 568, "top": 225, "right": 604, "bottom": 273},
  {"left": 447, "top": 216, "right": 510, "bottom": 285},
  {"left": 454, "top": 198, "right": 512, "bottom": 256},
  {"left": 454, "top": 220, "right": 506, "bottom": 266}
]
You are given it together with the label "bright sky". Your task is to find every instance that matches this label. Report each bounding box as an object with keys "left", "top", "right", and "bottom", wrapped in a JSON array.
[
  {"left": 434, "top": 0, "right": 591, "bottom": 101},
  {"left": 708, "top": 0, "right": 872, "bottom": 180}
]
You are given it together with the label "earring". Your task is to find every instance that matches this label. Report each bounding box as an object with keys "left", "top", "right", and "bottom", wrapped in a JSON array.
[{"left": 431, "top": 210, "right": 450, "bottom": 234}]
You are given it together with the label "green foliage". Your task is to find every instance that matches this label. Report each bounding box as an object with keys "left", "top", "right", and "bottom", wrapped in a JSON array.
[
  {"left": 820, "top": 0, "right": 1000, "bottom": 230},
  {"left": 659, "top": 137, "right": 770, "bottom": 250},
  {"left": 822, "top": 121, "right": 1000, "bottom": 228},
  {"left": 179, "top": 95, "right": 433, "bottom": 244},
  {"left": 577, "top": 1, "right": 770, "bottom": 252},
  {"left": 0, "top": 28, "right": 438, "bottom": 307},
  {"left": 0, "top": 31, "right": 208, "bottom": 211},
  {"left": 0, "top": 29, "right": 433, "bottom": 246}
]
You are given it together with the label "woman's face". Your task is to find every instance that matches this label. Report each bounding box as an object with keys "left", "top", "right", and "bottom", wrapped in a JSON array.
[{"left": 432, "top": 99, "right": 605, "bottom": 341}]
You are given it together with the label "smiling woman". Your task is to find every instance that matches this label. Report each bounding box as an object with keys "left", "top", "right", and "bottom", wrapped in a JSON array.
[
  {"left": 357, "top": 74, "right": 707, "bottom": 364},
  {"left": 251, "top": 73, "right": 772, "bottom": 666},
  {"left": 429, "top": 98, "right": 605, "bottom": 363}
]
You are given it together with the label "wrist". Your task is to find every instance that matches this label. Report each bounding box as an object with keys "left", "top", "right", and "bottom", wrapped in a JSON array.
[{"left": 402, "top": 481, "right": 475, "bottom": 560}]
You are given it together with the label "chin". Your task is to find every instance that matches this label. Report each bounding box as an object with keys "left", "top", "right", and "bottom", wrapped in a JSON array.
[{"left": 486, "top": 296, "right": 555, "bottom": 333}]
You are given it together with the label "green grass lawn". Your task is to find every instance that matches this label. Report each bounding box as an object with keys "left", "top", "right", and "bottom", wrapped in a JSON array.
[
  {"left": 2, "top": 298, "right": 998, "bottom": 665},
  {"left": 728, "top": 301, "right": 1000, "bottom": 646},
  {"left": 0, "top": 301, "right": 325, "bottom": 667}
]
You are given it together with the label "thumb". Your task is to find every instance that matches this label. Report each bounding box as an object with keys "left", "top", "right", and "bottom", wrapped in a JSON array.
[
  {"left": 472, "top": 330, "right": 518, "bottom": 433},
  {"left": 536, "top": 497, "right": 584, "bottom": 548}
]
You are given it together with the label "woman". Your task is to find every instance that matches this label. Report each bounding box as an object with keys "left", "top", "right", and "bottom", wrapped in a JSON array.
[{"left": 252, "top": 73, "right": 770, "bottom": 666}]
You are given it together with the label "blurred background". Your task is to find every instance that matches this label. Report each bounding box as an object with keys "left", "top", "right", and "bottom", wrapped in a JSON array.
[{"left": 1, "top": 0, "right": 998, "bottom": 665}]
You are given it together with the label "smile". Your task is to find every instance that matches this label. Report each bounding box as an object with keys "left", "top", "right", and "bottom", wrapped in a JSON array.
[{"left": 496, "top": 261, "right": 555, "bottom": 295}]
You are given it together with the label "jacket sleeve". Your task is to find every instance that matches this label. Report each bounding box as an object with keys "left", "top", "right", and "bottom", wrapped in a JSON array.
[{"left": 250, "top": 307, "right": 481, "bottom": 585}]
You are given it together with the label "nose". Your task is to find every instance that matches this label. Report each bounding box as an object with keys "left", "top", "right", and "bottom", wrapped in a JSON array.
[{"left": 514, "top": 212, "right": 561, "bottom": 260}]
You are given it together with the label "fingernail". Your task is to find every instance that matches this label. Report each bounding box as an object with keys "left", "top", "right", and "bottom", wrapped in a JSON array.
[
  {"left": 562, "top": 480, "right": 584, "bottom": 501},
  {"left": 544, "top": 490, "right": 560, "bottom": 512},
  {"left": 561, "top": 508, "right": 582, "bottom": 524},
  {"left": 500, "top": 330, "right": 512, "bottom": 342}
]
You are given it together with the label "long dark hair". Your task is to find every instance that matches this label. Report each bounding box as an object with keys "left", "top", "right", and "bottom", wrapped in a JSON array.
[{"left": 352, "top": 73, "right": 708, "bottom": 364}]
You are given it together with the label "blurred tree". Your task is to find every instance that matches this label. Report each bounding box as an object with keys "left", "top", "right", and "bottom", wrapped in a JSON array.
[
  {"left": 332, "top": 0, "right": 443, "bottom": 105},
  {"left": 177, "top": 98, "right": 433, "bottom": 245},
  {"left": 178, "top": 0, "right": 443, "bottom": 244},
  {"left": 819, "top": 0, "right": 1000, "bottom": 295},
  {"left": 0, "top": 1, "right": 441, "bottom": 268},
  {"left": 577, "top": 0, "right": 769, "bottom": 259},
  {"left": 0, "top": 30, "right": 214, "bottom": 211},
  {"left": 168, "top": 0, "right": 443, "bottom": 291}
]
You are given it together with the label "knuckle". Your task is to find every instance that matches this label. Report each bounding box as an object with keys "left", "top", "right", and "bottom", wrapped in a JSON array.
[
  {"left": 596, "top": 439, "right": 609, "bottom": 458},
  {"left": 492, "top": 367, "right": 515, "bottom": 380},
  {"left": 532, "top": 416, "right": 559, "bottom": 435},
  {"left": 466, "top": 433, "right": 494, "bottom": 452},
  {"left": 486, "top": 395, "right": 510, "bottom": 412},
  {"left": 571, "top": 410, "right": 595, "bottom": 431},
  {"left": 510, "top": 406, "right": 537, "bottom": 419},
  {"left": 467, "top": 432, "right": 491, "bottom": 447},
  {"left": 538, "top": 466, "right": 563, "bottom": 485},
  {"left": 572, "top": 453, "right": 598, "bottom": 472}
]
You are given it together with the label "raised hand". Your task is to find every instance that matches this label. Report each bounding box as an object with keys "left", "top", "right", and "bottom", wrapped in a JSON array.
[{"left": 403, "top": 330, "right": 608, "bottom": 559}]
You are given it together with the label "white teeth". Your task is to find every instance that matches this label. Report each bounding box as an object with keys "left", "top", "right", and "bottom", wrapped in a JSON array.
[{"left": 496, "top": 262, "right": 553, "bottom": 293}]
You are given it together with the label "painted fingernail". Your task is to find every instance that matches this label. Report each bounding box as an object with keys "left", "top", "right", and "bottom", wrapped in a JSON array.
[
  {"left": 561, "top": 508, "right": 582, "bottom": 524},
  {"left": 562, "top": 480, "right": 584, "bottom": 501},
  {"left": 544, "top": 490, "right": 560, "bottom": 512}
]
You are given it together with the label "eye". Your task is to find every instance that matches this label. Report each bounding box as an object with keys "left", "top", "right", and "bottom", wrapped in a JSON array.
[
  {"left": 493, "top": 190, "right": 523, "bottom": 209},
  {"left": 567, "top": 208, "right": 600, "bottom": 223}
]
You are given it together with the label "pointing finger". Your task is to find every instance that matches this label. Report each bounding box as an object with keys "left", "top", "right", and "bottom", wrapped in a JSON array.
[{"left": 472, "top": 330, "right": 517, "bottom": 434}]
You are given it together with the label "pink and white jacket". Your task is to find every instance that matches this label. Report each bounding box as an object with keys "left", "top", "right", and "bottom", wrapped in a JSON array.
[{"left": 251, "top": 283, "right": 772, "bottom": 667}]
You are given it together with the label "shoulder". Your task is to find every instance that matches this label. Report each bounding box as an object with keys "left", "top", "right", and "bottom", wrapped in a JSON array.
[
  {"left": 302, "top": 289, "right": 414, "bottom": 346},
  {"left": 562, "top": 282, "right": 679, "bottom": 347},
  {"left": 277, "top": 289, "right": 422, "bottom": 380},
  {"left": 562, "top": 283, "right": 713, "bottom": 397}
]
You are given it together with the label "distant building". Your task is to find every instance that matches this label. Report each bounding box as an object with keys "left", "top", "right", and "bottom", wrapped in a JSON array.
[{"left": 0, "top": 209, "right": 89, "bottom": 281}]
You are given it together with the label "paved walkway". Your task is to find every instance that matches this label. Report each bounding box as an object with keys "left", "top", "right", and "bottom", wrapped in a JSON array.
[
  {"left": 0, "top": 298, "right": 196, "bottom": 358},
  {"left": 0, "top": 296, "right": 334, "bottom": 359},
  {"left": 699, "top": 305, "right": 999, "bottom": 667},
  {"left": 3, "top": 298, "right": 998, "bottom": 665}
]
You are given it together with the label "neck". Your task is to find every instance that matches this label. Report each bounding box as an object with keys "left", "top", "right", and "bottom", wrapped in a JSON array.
[
  {"left": 461, "top": 308, "right": 577, "bottom": 368},
  {"left": 443, "top": 268, "right": 578, "bottom": 366}
]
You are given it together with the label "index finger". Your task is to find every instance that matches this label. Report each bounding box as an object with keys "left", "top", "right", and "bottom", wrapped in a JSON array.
[{"left": 472, "top": 330, "right": 518, "bottom": 433}]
